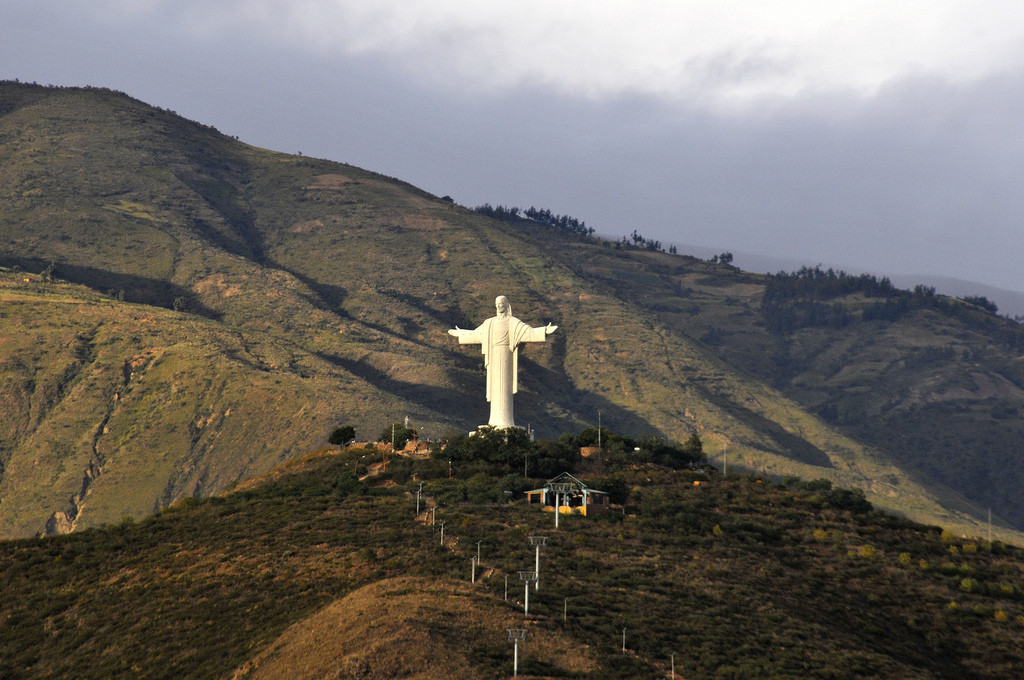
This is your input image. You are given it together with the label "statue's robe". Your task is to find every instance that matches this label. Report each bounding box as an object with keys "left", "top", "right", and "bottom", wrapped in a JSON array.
[{"left": 454, "top": 315, "right": 549, "bottom": 428}]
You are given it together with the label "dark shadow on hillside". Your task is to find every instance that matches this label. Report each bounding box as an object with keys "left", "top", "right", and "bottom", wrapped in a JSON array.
[
  {"left": 259, "top": 263, "right": 352, "bottom": 319},
  {"left": 272, "top": 267, "right": 455, "bottom": 349},
  {"left": 696, "top": 385, "right": 833, "bottom": 468},
  {"left": 0, "top": 257, "right": 222, "bottom": 320},
  {"left": 379, "top": 289, "right": 473, "bottom": 329},
  {"left": 277, "top": 269, "right": 475, "bottom": 345},
  {"left": 318, "top": 349, "right": 666, "bottom": 441},
  {"left": 516, "top": 356, "right": 668, "bottom": 440},
  {"left": 317, "top": 352, "right": 481, "bottom": 426}
]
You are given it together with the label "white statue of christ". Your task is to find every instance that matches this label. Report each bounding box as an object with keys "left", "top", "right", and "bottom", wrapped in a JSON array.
[{"left": 448, "top": 296, "right": 557, "bottom": 429}]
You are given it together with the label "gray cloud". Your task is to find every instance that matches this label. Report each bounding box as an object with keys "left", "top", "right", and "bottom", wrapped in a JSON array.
[{"left": 3, "top": 2, "right": 1023, "bottom": 294}]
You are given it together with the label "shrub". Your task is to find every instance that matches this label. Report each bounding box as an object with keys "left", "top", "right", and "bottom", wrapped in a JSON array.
[
  {"left": 823, "top": 487, "right": 872, "bottom": 512},
  {"left": 333, "top": 472, "right": 363, "bottom": 498},
  {"left": 328, "top": 425, "right": 356, "bottom": 446},
  {"left": 858, "top": 545, "right": 878, "bottom": 559},
  {"left": 379, "top": 423, "right": 417, "bottom": 450}
]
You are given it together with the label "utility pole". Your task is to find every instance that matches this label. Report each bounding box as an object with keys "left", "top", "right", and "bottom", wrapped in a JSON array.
[
  {"left": 597, "top": 410, "right": 602, "bottom": 450},
  {"left": 439, "top": 521, "right": 446, "bottom": 547},
  {"left": 549, "top": 482, "right": 573, "bottom": 529},
  {"left": 622, "top": 627, "right": 627, "bottom": 653},
  {"left": 507, "top": 628, "right": 526, "bottom": 678},
  {"left": 518, "top": 571, "right": 537, "bottom": 616},
  {"left": 555, "top": 489, "right": 560, "bottom": 528},
  {"left": 430, "top": 506, "right": 435, "bottom": 526},
  {"left": 471, "top": 556, "right": 477, "bottom": 583},
  {"left": 416, "top": 481, "right": 424, "bottom": 517},
  {"left": 563, "top": 597, "right": 567, "bottom": 622},
  {"left": 528, "top": 536, "right": 547, "bottom": 591},
  {"left": 671, "top": 652, "right": 675, "bottom": 679},
  {"left": 476, "top": 540, "right": 482, "bottom": 565},
  {"left": 504, "top": 573, "right": 510, "bottom": 601}
]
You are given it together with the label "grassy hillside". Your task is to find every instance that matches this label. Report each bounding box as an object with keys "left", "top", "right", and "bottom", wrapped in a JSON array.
[
  {"left": 0, "top": 273, "right": 410, "bottom": 539},
  {"left": 2, "top": 81, "right": 1023, "bottom": 541},
  {"left": 2, "top": 450, "right": 1023, "bottom": 679},
  {"left": 552, "top": 249, "right": 1024, "bottom": 528}
]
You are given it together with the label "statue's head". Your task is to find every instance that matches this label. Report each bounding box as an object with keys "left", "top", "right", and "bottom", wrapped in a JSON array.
[{"left": 495, "top": 295, "right": 510, "bottom": 317}]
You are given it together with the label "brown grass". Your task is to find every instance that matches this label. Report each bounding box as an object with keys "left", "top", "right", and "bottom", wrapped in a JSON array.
[{"left": 231, "top": 576, "right": 597, "bottom": 680}]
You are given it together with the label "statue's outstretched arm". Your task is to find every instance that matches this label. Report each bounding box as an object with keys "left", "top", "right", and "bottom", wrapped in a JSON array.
[
  {"left": 545, "top": 323, "right": 558, "bottom": 335},
  {"left": 449, "top": 326, "right": 484, "bottom": 344}
]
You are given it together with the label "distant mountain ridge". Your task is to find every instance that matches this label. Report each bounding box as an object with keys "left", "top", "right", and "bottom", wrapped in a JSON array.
[
  {"left": 2, "top": 81, "right": 1024, "bottom": 542},
  {"left": 671, "top": 246, "right": 1024, "bottom": 318}
]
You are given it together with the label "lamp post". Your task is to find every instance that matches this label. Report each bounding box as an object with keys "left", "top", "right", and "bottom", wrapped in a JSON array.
[
  {"left": 548, "top": 482, "right": 574, "bottom": 529},
  {"left": 528, "top": 536, "right": 547, "bottom": 590},
  {"left": 518, "top": 571, "right": 537, "bottom": 616},
  {"left": 507, "top": 628, "right": 527, "bottom": 678}
]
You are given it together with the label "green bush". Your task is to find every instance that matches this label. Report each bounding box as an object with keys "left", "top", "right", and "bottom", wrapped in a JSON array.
[{"left": 328, "top": 425, "right": 356, "bottom": 445}]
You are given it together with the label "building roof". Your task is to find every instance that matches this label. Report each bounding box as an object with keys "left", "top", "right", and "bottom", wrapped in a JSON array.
[{"left": 526, "top": 472, "right": 607, "bottom": 495}]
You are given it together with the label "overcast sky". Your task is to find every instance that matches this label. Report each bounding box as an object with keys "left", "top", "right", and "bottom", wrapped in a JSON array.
[{"left": 4, "top": 1, "right": 1024, "bottom": 295}]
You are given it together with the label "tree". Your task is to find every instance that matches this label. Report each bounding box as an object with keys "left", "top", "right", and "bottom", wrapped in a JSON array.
[
  {"left": 637, "top": 433, "right": 705, "bottom": 469},
  {"left": 962, "top": 295, "right": 998, "bottom": 314},
  {"left": 681, "top": 432, "right": 703, "bottom": 461},
  {"left": 379, "top": 423, "right": 417, "bottom": 450},
  {"left": 328, "top": 425, "right": 356, "bottom": 446}
]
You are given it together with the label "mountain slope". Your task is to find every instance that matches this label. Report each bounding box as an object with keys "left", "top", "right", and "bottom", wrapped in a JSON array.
[
  {"left": 3, "top": 451, "right": 1024, "bottom": 679},
  {"left": 2, "top": 81, "right": 1023, "bottom": 540},
  {"left": 554, "top": 248, "right": 1024, "bottom": 528},
  {"left": 0, "top": 275, "right": 409, "bottom": 538}
]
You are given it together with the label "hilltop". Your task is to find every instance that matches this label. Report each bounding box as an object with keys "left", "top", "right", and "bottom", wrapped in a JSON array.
[
  {"left": 2, "top": 81, "right": 1024, "bottom": 541},
  {"left": 2, "top": 449, "right": 1023, "bottom": 679}
]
